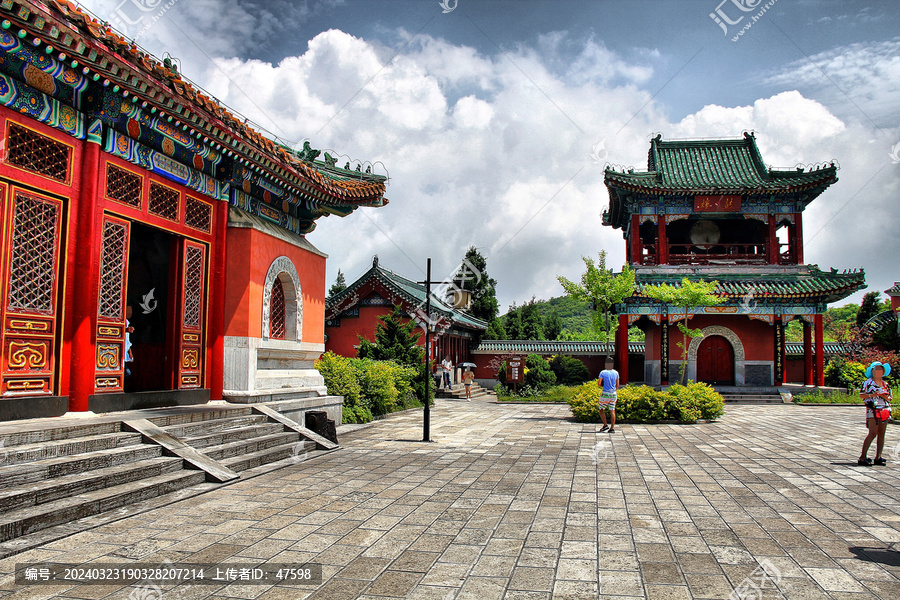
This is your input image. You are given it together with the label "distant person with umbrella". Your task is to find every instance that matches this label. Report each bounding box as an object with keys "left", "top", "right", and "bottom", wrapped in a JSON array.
[{"left": 460, "top": 362, "right": 477, "bottom": 400}]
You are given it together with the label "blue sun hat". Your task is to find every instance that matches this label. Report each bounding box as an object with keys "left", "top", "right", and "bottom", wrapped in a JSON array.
[{"left": 866, "top": 361, "right": 891, "bottom": 378}]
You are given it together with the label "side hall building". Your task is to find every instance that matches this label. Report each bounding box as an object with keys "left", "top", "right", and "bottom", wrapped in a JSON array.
[
  {"left": 0, "top": 0, "right": 387, "bottom": 420},
  {"left": 603, "top": 134, "right": 865, "bottom": 387}
]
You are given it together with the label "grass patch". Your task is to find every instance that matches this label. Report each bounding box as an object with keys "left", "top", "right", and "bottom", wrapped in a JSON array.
[{"left": 496, "top": 384, "right": 577, "bottom": 403}]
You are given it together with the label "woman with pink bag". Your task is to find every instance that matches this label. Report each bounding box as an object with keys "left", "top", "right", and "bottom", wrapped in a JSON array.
[{"left": 858, "top": 361, "right": 893, "bottom": 466}]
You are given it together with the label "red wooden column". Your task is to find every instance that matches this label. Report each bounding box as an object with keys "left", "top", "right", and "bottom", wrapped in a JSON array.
[
  {"left": 794, "top": 212, "right": 804, "bottom": 264},
  {"left": 657, "top": 217, "right": 668, "bottom": 265},
  {"left": 630, "top": 214, "right": 642, "bottom": 265},
  {"left": 208, "top": 199, "right": 229, "bottom": 400},
  {"left": 803, "top": 319, "right": 813, "bottom": 386},
  {"left": 814, "top": 313, "right": 825, "bottom": 387},
  {"left": 68, "top": 127, "right": 103, "bottom": 412},
  {"left": 617, "top": 313, "right": 629, "bottom": 385},
  {"left": 767, "top": 214, "right": 778, "bottom": 264}
]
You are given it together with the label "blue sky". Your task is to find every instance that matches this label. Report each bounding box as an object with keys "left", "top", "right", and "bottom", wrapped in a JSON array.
[{"left": 82, "top": 0, "right": 900, "bottom": 311}]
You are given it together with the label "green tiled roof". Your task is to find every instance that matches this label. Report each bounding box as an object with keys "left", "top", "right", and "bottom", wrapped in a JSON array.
[
  {"left": 631, "top": 266, "right": 865, "bottom": 305},
  {"left": 474, "top": 340, "right": 847, "bottom": 357},
  {"left": 885, "top": 282, "right": 900, "bottom": 296},
  {"left": 473, "top": 340, "right": 642, "bottom": 354},
  {"left": 605, "top": 133, "right": 837, "bottom": 194},
  {"left": 326, "top": 263, "right": 488, "bottom": 331}
]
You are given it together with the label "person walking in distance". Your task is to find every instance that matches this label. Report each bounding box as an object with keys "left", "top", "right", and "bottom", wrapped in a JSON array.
[
  {"left": 598, "top": 357, "right": 619, "bottom": 433},
  {"left": 859, "top": 361, "right": 893, "bottom": 466},
  {"left": 463, "top": 367, "right": 475, "bottom": 401},
  {"left": 441, "top": 355, "right": 453, "bottom": 390}
]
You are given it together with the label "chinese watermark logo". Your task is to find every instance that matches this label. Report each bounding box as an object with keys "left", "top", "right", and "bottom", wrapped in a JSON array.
[
  {"left": 739, "top": 287, "right": 757, "bottom": 314},
  {"left": 290, "top": 441, "right": 308, "bottom": 464},
  {"left": 729, "top": 559, "right": 783, "bottom": 599},
  {"left": 709, "top": 0, "right": 779, "bottom": 42},
  {"left": 107, "top": 0, "right": 180, "bottom": 41},
  {"left": 589, "top": 441, "right": 611, "bottom": 465},
  {"left": 139, "top": 288, "right": 158, "bottom": 315},
  {"left": 411, "top": 258, "right": 483, "bottom": 334},
  {"left": 590, "top": 138, "right": 608, "bottom": 164},
  {"left": 890, "top": 141, "right": 900, "bottom": 165},
  {"left": 438, "top": 0, "right": 458, "bottom": 13}
]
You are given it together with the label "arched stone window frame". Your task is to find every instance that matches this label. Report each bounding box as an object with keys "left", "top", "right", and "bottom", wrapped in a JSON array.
[
  {"left": 686, "top": 325, "right": 745, "bottom": 385},
  {"left": 262, "top": 256, "right": 301, "bottom": 342}
]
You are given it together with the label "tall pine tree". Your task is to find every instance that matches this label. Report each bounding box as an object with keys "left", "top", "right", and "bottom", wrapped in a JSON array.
[
  {"left": 328, "top": 269, "right": 347, "bottom": 299},
  {"left": 453, "top": 246, "right": 499, "bottom": 323}
]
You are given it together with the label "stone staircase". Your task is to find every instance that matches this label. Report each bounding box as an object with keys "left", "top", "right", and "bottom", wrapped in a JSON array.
[
  {"left": 718, "top": 391, "right": 784, "bottom": 404},
  {"left": 435, "top": 382, "right": 491, "bottom": 400},
  {"left": 0, "top": 405, "right": 326, "bottom": 548}
]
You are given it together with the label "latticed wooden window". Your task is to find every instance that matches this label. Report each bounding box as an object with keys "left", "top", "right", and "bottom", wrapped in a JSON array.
[
  {"left": 148, "top": 181, "right": 179, "bottom": 221},
  {"left": 184, "top": 196, "right": 212, "bottom": 232},
  {"left": 6, "top": 123, "right": 71, "bottom": 182},
  {"left": 183, "top": 245, "right": 204, "bottom": 328},
  {"left": 269, "top": 278, "right": 286, "bottom": 340},
  {"left": 6, "top": 193, "right": 60, "bottom": 313},
  {"left": 98, "top": 219, "right": 128, "bottom": 320},
  {"left": 106, "top": 164, "right": 143, "bottom": 208}
]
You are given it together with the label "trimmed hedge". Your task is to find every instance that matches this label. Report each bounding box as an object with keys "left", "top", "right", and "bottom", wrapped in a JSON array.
[
  {"left": 567, "top": 381, "right": 725, "bottom": 424},
  {"left": 315, "top": 352, "right": 421, "bottom": 424}
]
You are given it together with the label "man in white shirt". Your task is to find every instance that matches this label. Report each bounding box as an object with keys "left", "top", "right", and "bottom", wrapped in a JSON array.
[{"left": 441, "top": 356, "right": 453, "bottom": 389}]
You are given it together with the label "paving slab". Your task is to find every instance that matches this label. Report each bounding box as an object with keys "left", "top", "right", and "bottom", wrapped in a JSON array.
[{"left": 1, "top": 401, "right": 899, "bottom": 598}]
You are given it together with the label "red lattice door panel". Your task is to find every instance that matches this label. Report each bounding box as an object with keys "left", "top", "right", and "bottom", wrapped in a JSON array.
[
  {"left": 177, "top": 240, "right": 207, "bottom": 389},
  {"left": 93, "top": 215, "right": 131, "bottom": 393},
  {"left": 1, "top": 189, "right": 64, "bottom": 395}
]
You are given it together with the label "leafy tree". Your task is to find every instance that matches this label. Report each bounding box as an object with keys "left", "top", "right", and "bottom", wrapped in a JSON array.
[
  {"left": 549, "top": 355, "right": 591, "bottom": 385},
  {"left": 544, "top": 310, "right": 563, "bottom": 341},
  {"left": 484, "top": 318, "right": 507, "bottom": 340},
  {"left": 524, "top": 354, "right": 556, "bottom": 390},
  {"left": 452, "top": 246, "right": 499, "bottom": 323},
  {"left": 857, "top": 291, "right": 883, "bottom": 328},
  {"left": 521, "top": 297, "right": 545, "bottom": 340},
  {"left": 356, "top": 305, "right": 423, "bottom": 366},
  {"left": 557, "top": 251, "right": 635, "bottom": 343},
  {"left": 505, "top": 302, "right": 522, "bottom": 339},
  {"left": 642, "top": 278, "right": 723, "bottom": 384},
  {"left": 356, "top": 305, "right": 435, "bottom": 403},
  {"left": 328, "top": 269, "right": 347, "bottom": 299}
]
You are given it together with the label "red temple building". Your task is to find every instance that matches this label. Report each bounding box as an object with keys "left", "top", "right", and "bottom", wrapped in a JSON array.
[
  {"left": 0, "top": 0, "right": 387, "bottom": 420},
  {"left": 603, "top": 134, "right": 865, "bottom": 387},
  {"left": 325, "top": 256, "right": 487, "bottom": 368}
]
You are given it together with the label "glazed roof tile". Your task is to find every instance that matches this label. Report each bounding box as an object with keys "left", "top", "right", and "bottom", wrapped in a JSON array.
[
  {"left": 5, "top": 0, "right": 387, "bottom": 210},
  {"left": 473, "top": 340, "right": 846, "bottom": 357},
  {"left": 885, "top": 282, "right": 900, "bottom": 296},
  {"left": 631, "top": 266, "right": 865, "bottom": 305},
  {"left": 326, "top": 263, "right": 488, "bottom": 332},
  {"left": 605, "top": 133, "right": 837, "bottom": 194}
]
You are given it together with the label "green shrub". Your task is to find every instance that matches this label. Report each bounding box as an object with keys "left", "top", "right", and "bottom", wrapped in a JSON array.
[
  {"left": 316, "top": 352, "right": 420, "bottom": 424},
  {"left": 316, "top": 352, "right": 362, "bottom": 408},
  {"left": 565, "top": 381, "right": 725, "bottom": 424},
  {"left": 524, "top": 354, "right": 556, "bottom": 390},
  {"left": 666, "top": 382, "right": 725, "bottom": 422},
  {"left": 549, "top": 355, "right": 591, "bottom": 386},
  {"left": 567, "top": 382, "right": 603, "bottom": 422},
  {"left": 824, "top": 357, "right": 867, "bottom": 390}
]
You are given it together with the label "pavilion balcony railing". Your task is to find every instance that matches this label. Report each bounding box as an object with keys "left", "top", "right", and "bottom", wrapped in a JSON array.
[
  {"left": 669, "top": 243, "right": 768, "bottom": 265},
  {"left": 778, "top": 242, "right": 795, "bottom": 264},
  {"left": 639, "top": 243, "right": 772, "bottom": 266}
]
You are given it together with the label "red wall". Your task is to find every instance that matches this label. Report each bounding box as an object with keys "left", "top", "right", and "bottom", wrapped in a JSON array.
[
  {"left": 642, "top": 315, "right": 775, "bottom": 362},
  {"left": 224, "top": 226, "right": 326, "bottom": 344},
  {"left": 325, "top": 304, "right": 398, "bottom": 357}
]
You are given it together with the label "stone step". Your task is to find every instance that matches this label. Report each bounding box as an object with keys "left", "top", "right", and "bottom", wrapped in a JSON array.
[
  {"left": 160, "top": 414, "right": 269, "bottom": 438},
  {"left": 0, "top": 470, "right": 205, "bottom": 543},
  {"left": 145, "top": 407, "right": 254, "bottom": 428},
  {"left": 200, "top": 432, "right": 300, "bottom": 462},
  {"left": 0, "top": 432, "right": 142, "bottom": 467},
  {"left": 0, "top": 444, "right": 163, "bottom": 488},
  {"left": 221, "top": 439, "right": 317, "bottom": 472},
  {"left": 0, "top": 456, "right": 183, "bottom": 513},
  {"left": 0, "top": 421, "right": 122, "bottom": 448},
  {"left": 180, "top": 423, "right": 286, "bottom": 450}
]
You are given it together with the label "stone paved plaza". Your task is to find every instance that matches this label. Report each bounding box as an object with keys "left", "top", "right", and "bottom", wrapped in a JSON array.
[{"left": 2, "top": 398, "right": 900, "bottom": 599}]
